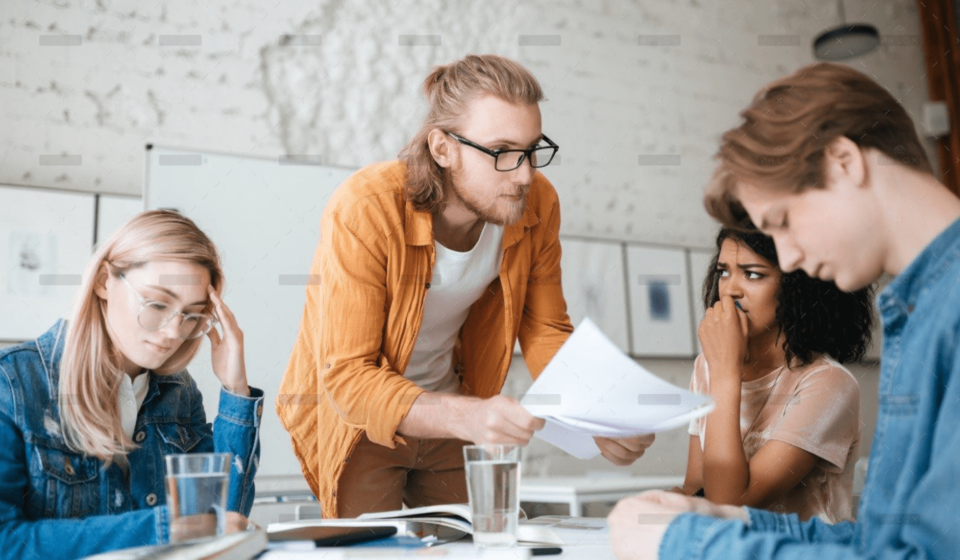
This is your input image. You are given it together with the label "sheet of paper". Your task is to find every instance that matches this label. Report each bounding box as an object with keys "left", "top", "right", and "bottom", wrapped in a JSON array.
[{"left": 521, "top": 318, "right": 713, "bottom": 459}]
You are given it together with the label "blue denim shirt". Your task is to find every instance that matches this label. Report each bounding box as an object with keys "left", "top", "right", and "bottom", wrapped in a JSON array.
[
  {"left": 659, "top": 217, "right": 960, "bottom": 559},
  {"left": 0, "top": 321, "right": 265, "bottom": 559}
]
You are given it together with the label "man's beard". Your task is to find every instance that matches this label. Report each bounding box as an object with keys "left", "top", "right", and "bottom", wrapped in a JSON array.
[{"left": 445, "top": 167, "right": 529, "bottom": 226}]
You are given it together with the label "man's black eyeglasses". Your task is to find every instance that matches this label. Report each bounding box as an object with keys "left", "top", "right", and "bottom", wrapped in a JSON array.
[{"left": 445, "top": 132, "right": 559, "bottom": 172}]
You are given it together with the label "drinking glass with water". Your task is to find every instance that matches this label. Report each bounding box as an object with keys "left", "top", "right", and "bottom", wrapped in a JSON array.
[
  {"left": 164, "top": 453, "right": 231, "bottom": 543},
  {"left": 463, "top": 444, "right": 521, "bottom": 548}
]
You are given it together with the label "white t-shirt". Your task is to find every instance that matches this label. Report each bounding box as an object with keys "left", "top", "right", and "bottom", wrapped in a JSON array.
[
  {"left": 119, "top": 371, "right": 150, "bottom": 441},
  {"left": 404, "top": 222, "right": 504, "bottom": 393}
]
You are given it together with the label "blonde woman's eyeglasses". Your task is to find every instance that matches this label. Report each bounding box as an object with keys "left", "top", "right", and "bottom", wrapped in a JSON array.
[{"left": 118, "top": 274, "right": 218, "bottom": 340}]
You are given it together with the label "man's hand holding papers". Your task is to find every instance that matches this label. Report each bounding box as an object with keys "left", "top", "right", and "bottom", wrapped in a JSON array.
[{"left": 594, "top": 434, "right": 657, "bottom": 466}]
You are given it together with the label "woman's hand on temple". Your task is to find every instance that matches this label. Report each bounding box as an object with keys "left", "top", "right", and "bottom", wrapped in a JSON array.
[{"left": 206, "top": 287, "right": 249, "bottom": 397}]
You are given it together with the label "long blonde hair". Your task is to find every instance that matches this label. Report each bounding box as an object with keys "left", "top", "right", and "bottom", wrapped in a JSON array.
[
  {"left": 398, "top": 54, "right": 545, "bottom": 213},
  {"left": 58, "top": 210, "right": 223, "bottom": 460}
]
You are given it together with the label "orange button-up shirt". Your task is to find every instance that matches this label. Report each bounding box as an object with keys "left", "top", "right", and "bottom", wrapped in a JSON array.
[{"left": 277, "top": 161, "right": 573, "bottom": 517}]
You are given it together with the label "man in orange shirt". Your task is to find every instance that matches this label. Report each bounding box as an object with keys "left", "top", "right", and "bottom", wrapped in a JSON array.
[{"left": 278, "top": 54, "right": 655, "bottom": 518}]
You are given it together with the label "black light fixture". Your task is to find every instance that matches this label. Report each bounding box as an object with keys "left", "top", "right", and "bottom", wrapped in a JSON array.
[{"left": 813, "top": 0, "right": 880, "bottom": 60}]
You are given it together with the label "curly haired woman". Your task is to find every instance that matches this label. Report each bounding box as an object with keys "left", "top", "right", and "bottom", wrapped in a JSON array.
[{"left": 675, "top": 226, "right": 873, "bottom": 523}]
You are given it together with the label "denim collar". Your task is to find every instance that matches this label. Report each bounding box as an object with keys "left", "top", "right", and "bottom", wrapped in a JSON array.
[
  {"left": 35, "top": 320, "right": 68, "bottom": 397},
  {"left": 142, "top": 371, "right": 187, "bottom": 408},
  {"left": 879, "top": 216, "right": 960, "bottom": 322},
  {"left": 34, "top": 319, "right": 187, "bottom": 408}
]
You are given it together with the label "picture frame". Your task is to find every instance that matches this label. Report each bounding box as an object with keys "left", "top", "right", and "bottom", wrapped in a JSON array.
[
  {"left": 0, "top": 185, "right": 95, "bottom": 342},
  {"left": 625, "top": 244, "right": 695, "bottom": 357}
]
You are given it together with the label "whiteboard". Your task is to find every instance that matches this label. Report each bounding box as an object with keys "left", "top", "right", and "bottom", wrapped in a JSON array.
[
  {"left": 96, "top": 194, "right": 143, "bottom": 247},
  {"left": 144, "top": 146, "right": 355, "bottom": 478},
  {"left": 0, "top": 185, "right": 95, "bottom": 342}
]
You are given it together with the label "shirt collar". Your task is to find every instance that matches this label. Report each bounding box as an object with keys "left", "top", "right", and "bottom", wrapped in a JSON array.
[{"left": 879, "top": 216, "right": 960, "bottom": 319}]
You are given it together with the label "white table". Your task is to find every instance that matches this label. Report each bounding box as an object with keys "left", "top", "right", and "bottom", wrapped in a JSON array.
[
  {"left": 261, "top": 542, "right": 613, "bottom": 560},
  {"left": 520, "top": 476, "right": 684, "bottom": 516}
]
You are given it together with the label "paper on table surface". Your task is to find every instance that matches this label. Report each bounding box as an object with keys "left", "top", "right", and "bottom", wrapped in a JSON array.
[{"left": 520, "top": 318, "right": 714, "bottom": 459}]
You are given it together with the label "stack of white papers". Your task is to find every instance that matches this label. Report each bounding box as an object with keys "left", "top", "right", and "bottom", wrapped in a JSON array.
[{"left": 521, "top": 318, "right": 714, "bottom": 459}]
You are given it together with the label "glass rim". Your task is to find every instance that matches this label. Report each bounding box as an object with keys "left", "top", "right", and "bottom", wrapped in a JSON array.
[
  {"left": 119, "top": 273, "right": 218, "bottom": 340},
  {"left": 164, "top": 452, "right": 232, "bottom": 459},
  {"left": 445, "top": 131, "right": 559, "bottom": 172},
  {"left": 164, "top": 452, "right": 232, "bottom": 474},
  {"left": 493, "top": 147, "right": 558, "bottom": 171}
]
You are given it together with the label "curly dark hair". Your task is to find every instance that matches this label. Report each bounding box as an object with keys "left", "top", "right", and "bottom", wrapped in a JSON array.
[{"left": 701, "top": 226, "right": 874, "bottom": 366}]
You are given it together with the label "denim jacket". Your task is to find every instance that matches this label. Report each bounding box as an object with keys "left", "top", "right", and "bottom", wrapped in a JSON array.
[
  {"left": 659, "top": 217, "right": 960, "bottom": 559},
  {"left": 0, "top": 321, "right": 264, "bottom": 559}
]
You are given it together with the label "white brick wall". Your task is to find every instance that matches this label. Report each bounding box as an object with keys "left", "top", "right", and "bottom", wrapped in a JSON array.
[
  {"left": 1, "top": 0, "right": 934, "bottom": 248},
  {"left": 0, "top": 0, "right": 914, "bottom": 491}
]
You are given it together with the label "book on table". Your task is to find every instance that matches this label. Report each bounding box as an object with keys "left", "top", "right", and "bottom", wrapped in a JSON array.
[{"left": 268, "top": 503, "right": 566, "bottom": 546}]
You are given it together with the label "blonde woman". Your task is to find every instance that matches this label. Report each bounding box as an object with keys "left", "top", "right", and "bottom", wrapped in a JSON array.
[{"left": 0, "top": 210, "right": 263, "bottom": 558}]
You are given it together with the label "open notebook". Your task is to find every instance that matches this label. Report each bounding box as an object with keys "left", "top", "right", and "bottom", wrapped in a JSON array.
[{"left": 269, "top": 504, "right": 564, "bottom": 546}]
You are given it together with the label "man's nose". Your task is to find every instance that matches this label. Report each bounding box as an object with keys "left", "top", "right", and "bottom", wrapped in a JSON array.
[
  {"left": 512, "top": 154, "right": 536, "bottom": 183},
  {"left": 774, "top": 235, "right": 804, "bottom": 273}
]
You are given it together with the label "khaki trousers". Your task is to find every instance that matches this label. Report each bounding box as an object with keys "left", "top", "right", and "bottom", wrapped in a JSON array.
[{"left": 334, "top": 433, "right": 470, "bottom": 518}]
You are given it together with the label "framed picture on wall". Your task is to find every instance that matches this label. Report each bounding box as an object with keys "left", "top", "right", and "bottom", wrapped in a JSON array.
[
  {"left": 0, "top": 185, "right": 95, "bottom": 342},
  {"left": 687, "top": 248, "right": 714, "bottom": 355},
  {"left": 557, "top": 237, "right": 630, "bottom": 353},
  {"left": 626, "top": 244, "right": 695, "bottom": 357}
]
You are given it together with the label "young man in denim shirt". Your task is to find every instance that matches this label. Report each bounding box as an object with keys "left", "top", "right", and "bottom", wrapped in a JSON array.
[{"left": 609, "top": 63, "right": 960, "bottom": 559}]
